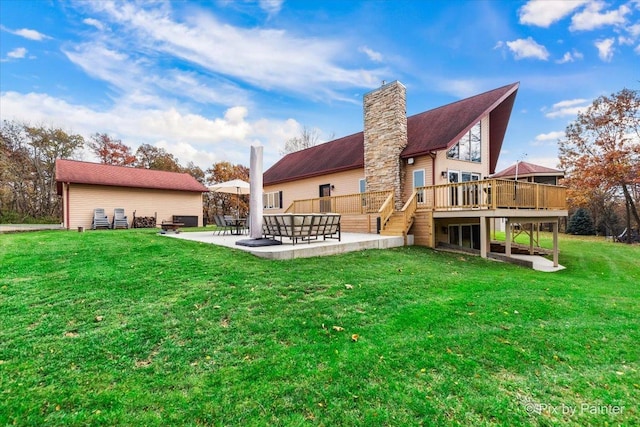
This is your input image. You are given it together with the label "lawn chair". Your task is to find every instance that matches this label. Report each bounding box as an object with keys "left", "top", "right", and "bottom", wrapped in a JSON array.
[
  {"left": 92, "top": 208, "right": 111, "bottom": 229},
  {"left": 213, "top": 214, "right": 231, "bottom": 235},
  {"left": 112, "top": 208, "right": 129, "bottom": 229}
]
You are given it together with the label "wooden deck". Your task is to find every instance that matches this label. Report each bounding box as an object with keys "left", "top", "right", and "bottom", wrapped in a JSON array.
[{"left": 285, "top": 180, "right": 568, "bottom": 267}]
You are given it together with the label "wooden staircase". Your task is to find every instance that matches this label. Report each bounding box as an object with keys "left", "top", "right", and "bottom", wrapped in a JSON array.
[{"left": 381, "top": 211, "right": 414, "bottom": 237}]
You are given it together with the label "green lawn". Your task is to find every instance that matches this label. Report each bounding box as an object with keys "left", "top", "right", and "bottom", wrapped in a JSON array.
[{"left": 1, "top": 230, "right": 638, "bottom": 426}]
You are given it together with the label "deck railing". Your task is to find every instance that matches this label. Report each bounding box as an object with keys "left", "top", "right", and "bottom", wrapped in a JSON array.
[
  {"left": 284, "top": 180, "right": 565, "bottom": 216},
  {"left": 417, "top": 179, "right": 567, "bottom": 211},
  {"left": 285, "top": 190, "right": 393, "bottom": 214}
]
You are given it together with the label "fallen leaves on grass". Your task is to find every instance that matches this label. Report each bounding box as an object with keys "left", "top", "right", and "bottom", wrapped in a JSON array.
[
  {"left": 332, "top": 326, "right": 344, "bottom": 332},
  {"left": 351, "top": 334, "right": 359, "bottom": 342}
]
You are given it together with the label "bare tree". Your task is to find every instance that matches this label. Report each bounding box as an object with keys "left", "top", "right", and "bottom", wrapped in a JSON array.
[{"left": 279, "top": 125, "right": 322, "bottom": 155}]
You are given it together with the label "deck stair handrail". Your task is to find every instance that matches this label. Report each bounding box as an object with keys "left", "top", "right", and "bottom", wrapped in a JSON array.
[
  {"left": 400, "top": 190, "right": 418, "bottom": 231},
  {"left": 417, "top": 178, "right": 566, "bottom": 211},
  {"left": 377, "top": 192, "right": 395, "bottom": 228}
]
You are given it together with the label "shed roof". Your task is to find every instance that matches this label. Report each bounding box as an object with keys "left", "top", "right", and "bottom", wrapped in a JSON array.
[
  {"left": 55, "top": 159, "right": 208, "bottom": 192},
  {"left": 492, "top": 161, "right": 564, "bottom": 179},
  {"left": 264, "top": 82, "right": 519, "bottom": 186}
]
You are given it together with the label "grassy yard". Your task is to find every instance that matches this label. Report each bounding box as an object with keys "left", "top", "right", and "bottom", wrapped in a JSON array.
[{"left": 0, "top": 230, "right": 638, "bottom": 426}]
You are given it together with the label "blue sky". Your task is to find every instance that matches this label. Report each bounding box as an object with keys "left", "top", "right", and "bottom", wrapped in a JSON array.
[{"left": 1, "top": 0, "right": 639, "bottom": 172}]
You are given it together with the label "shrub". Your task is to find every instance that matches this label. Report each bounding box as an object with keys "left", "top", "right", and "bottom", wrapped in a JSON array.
[{"left": 566, "top": 208, "right": 596, "bottom": 235}]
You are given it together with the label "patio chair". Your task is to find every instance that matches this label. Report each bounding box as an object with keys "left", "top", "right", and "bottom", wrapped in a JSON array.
[
  {"left": 92, "top": 208, "right": 111, "bottom": 230},
  {"left": 112, "top": 208, "right": 130, "bottom": 229},
  {"left": 213, "top": 214, "right": 231, "bottom": 235}
]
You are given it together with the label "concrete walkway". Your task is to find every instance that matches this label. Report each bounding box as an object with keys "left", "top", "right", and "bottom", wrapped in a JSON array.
[
  {"left": 487, "top": 252, "right": 565, "bottom": 272},
  {"left": 163, "top": 231, "right": 405, "bottom": 260},
  {"left": 0, "top": 224, "right": 64, "bottom": 233},
  {"left": 509, "top": 254, "right": 566, "bottom": 272}
]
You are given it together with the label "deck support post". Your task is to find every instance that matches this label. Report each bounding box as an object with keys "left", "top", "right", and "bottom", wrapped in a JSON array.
[
  {"left": 553, "top": 219, "right": 559, "bottom": 267},
  {"left": 529, "top": 223, "right": 535, "bottom": 255},
  {"left": 505, "top": 218, "right": 512, "bottom": 257},
  {"left": 480, "top": 217, "right": 488, "bottom": 258}
]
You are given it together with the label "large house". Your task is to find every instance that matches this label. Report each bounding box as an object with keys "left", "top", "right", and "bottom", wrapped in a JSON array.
[
  {"left": 263, "top": 81, "right": 568, "bottom": 265},
  {"left": 56, "top": 159, "right": 208, "bottom": 230}
]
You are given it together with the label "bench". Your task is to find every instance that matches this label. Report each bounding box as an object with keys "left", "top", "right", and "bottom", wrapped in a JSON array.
[
  {"left": 160, "top": 221, "right": 184, "bottom": 233},
  {"left": 262, "top": 214, "right": 341, "bottom": 245}
]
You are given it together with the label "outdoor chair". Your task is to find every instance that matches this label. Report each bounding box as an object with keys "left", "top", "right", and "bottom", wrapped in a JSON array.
[
  {"left": 213, "top": 214, "right": 232, "bottom": 235},
  {"left": 112, "top": 208, "right": 129, "bottom": 229},
  {"left": 92, "top": 208, "right": 111, "bottom": 230}
]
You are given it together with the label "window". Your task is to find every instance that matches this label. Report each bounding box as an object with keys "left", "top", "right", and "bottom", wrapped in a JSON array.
[
  {"left": 447, "top": 121, "right": 481, "bottom": 162},
  {"left": 359, "top": 178, "right": 366, "bottom": 193},
  {"left": 263, "top": 191, "right": 282, "bottom": 209}
]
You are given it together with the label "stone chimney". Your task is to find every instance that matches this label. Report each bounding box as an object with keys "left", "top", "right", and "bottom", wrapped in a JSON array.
[{"left": 363, "top": 80, "right": 408, "bottom": 210}]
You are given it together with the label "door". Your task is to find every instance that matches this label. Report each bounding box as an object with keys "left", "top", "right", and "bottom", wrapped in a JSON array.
[
  {"left": 448, "top": 171, "right": 460, "bottom": 206},
  {"left": 319, "top": 184, "right": 331, "bottom": 212},
  {"left": 461, "top": 172, "right": 481, "bottom": 206},
  {"left": 413, "top": 169, "right": 425, "bottom": 203}
]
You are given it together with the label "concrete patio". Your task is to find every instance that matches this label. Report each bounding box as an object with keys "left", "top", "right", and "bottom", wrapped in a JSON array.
[{"left": 162, "top": 231, "right": 406, "bottom": 260}]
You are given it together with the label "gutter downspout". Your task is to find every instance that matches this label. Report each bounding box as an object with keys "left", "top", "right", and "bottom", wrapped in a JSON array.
[
  {"left": 429, "top": 152, "right": 437, "bottom": 185},
  {"left": 65, "top": 183, "right": 70, "bottom": 229}
]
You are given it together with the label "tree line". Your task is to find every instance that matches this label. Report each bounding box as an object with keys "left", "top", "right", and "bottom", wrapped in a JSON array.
[
  {"left": 559, "top": 87, "right": 640, "bottom": 242},
  {"left": 0, "top": 120, "right": 248, "bottom": 223}
]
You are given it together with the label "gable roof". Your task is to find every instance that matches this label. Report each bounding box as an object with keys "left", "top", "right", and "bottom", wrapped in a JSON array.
[
  {"left": 56, "top": 159, "right": 208, "bottom": 192},
  {"left": 492, "top": 161, "right": 564, "bottom": 179},
  {"left": 264, "top": 82, "right": 519, "bottom": 186}
]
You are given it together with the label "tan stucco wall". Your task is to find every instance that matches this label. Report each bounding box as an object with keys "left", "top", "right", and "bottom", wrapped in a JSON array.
[
  {"left": 263, "top": 168, "right": 365, "bottom": 213},
  {"left": 62, "top": 183, "right": 203, "bottom": 230}
]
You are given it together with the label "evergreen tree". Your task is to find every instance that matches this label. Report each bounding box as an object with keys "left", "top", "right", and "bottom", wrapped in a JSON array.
[{"left": 566, "top": 208, "right": 596, "bottom": 235}]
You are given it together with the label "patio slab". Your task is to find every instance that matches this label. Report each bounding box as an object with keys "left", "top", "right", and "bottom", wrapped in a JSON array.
[{"left": 162, "top": 231, "right": 405, "bottom": 259}]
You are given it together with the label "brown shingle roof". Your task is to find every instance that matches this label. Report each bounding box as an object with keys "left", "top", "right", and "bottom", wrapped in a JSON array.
[
  {"left": 55, "top": 159, "right": 208, "bottom": 192},
  {"left": 492, "top": 161, "right": 564, "bottom": 178},
  {"left": 263, "top": 132, "right": 364, "bottom": 185},
  {"left": 264, "top": 82, "right": 519, "bottom": 185}
]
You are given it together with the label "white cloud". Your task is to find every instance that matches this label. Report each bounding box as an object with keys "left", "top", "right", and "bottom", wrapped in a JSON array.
[
  {"left": 595, "top": 37, "right": 615, "bottom": 61},
  {"left": 80, "top": 2, "right": 383, "bottom": 101},
  {"left": 635, "top": 44, "right": 640, "bottom": 54},
  {"left": 519, "top": 0, "right": 588, "bottom": 27},
  {"left": 83, "top": 18, "right": 106, "bottom": 31},
  {"left": 0, "top": 91, "right": 300, "bottom": 169},
  {"left": 536, "top": 131, "right": 565, "bottom": 141},
  {"left": 258, "top": 0, "right": 284, "bottom": 15},
  {"left": 12, "top": 27, "right": 51, "bottom": 41},
  {"left": 435, "top": 78, "right": 485, "bottom": 98},
  {"left": 63, "top": 42, "right": 250, "bottom": 109},
  {"left": 504, "top": 37, "right": 550, "bottom": 60},
  {"left": 544, "top": 98, "right": 590, "bottom": 118},
  {"left": 7, "top": 47, "right": 27, "bottom": 59},
  {"left": 359, "top": 46, "right": 383, "bottom": 62},
  {"left": 570, "top": 1, "right": 630, "bottom": 31},
  {"left": 556, "top": 49, "right": 584, "bottom": 63}
]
